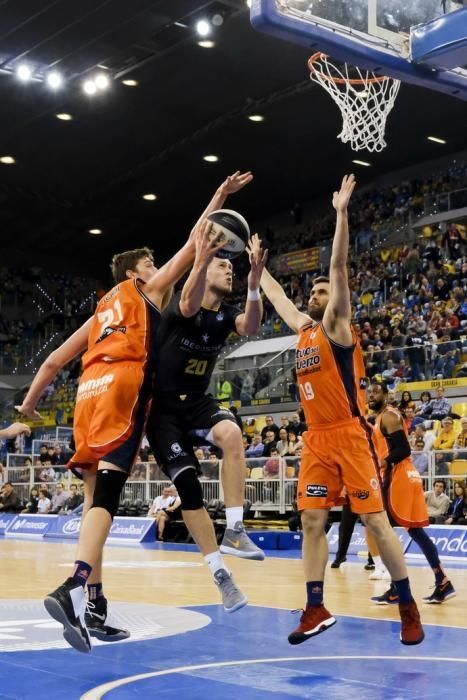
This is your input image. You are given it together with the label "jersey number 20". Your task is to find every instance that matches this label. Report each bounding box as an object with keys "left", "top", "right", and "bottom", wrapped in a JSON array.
[{"left": 185, "top": 358, "right": 208, "bottom": 376}]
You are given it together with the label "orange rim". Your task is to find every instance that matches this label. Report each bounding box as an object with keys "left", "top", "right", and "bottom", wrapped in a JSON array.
[{"left": 308, "top": 51, "right": 387, "bottom": 85}]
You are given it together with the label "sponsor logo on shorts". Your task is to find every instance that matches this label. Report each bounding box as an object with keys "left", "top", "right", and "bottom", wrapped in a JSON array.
[
  {"left": 406, "top": 469, "right": 422, "bottom": 481},
  {"left": 370, "top": 478, "right": 379, "bottom": 490},
  {"left": 306, "top": 484, "right": 328, "bottom": 498},
  {"left": 77, "top": 373, "right": 114, "bottom": 401},
  {"left": 351, "top": 490, "right": 370, "bottom": 500}
]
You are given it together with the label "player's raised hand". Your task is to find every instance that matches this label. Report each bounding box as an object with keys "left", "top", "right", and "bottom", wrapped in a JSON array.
[
  {"left": 219, "top": 170, "right": 253, "bottom": 195},
  {"left": 15, "top": 403, "right": 43, "bottom": 420},
  {"left": 2, "top": 421, "right": 32, "bottom": 438},
  {"left": 332, "top": 174, "right": 356, "bottom": 213},
  {"left": 246, "top": 233, "right": 268, "bottom": 289},
  {"left": 193, "top": 219, "right": 226, "bottom": 265}
]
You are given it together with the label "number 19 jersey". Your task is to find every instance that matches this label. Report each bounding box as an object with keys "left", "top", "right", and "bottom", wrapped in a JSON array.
[{"left": 296, "top": 321, "right": 367, "bottom": 426}]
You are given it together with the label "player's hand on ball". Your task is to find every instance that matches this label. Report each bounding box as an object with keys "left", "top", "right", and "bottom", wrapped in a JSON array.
[
  {"left": 193, "top": 219, "right": 226, "bottom": 265},
  {"left": 219, "top": 170, "right": 253, "bottom": 195},
  {"left": 332, "top": 173, "right": 356, "bottom": 213},
  {"left": 246, "top": 233, "right": 268, "bottom": 287}
]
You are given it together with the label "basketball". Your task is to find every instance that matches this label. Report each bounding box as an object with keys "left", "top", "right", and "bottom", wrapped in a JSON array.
[{"left": 207, "top": 209, "right": 250, "bottom": 260}]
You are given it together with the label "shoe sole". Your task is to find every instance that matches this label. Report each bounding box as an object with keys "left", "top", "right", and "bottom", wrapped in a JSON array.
[
  {"left": 371, "top": 599, "right": 399, "bottom": 605},
  {"left": 224, "top": 595, "right": 248, "bottom": 613},
  {"left": 400, "top": 629, "right": 425, "bottom": 645},
  {"left": 220, "top": 545, "right": 265, "bottom": 560},
  {"left": 423, "top": 590, "right": 456, "bottom": 604},
  {"left": 44, "top": 597, "right": 91, "bottom": 654},
  {"left": 88, "top": 627, "right": 130, "bottom": 642},
  {"left": 288, "top": 617, "right": 337, "bottom": 645}
]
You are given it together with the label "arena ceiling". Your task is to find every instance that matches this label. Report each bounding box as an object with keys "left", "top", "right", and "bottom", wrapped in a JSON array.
[{"left": 0, "top": 0, "right": 466, "bottom": 280}]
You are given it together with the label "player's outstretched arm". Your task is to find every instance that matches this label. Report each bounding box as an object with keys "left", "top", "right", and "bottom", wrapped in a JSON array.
[
  {"left": 260, "top": 267, "right": 310, "bottom": 334},
  {"left": 0, "top": 422, "right": 31, "bottom": 439},
  {"left": 323, "top": 174, "right": 356, "bottom": 337},
  {"left": 179, "top": 223, "right": 226, "bottom": 317},
  {"left": 235, "top": 234, "right": 267, "bottom": 336},
  {"left": 192, "top": 171, "right": 253, "bottom": 233},
  {"left": 379, "top": 410, "right": 411, "bottom": 469},
  {"left": 15, "top": 318, "right": 92, "bottom": 419}
]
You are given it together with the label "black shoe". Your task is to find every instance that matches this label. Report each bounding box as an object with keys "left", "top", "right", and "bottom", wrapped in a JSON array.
[
  {"left": 371, "top": 584, "right": 399, "bottom": 606},
  {"left": 423, "top": 580, "right": 456, "bottom": 604},
  {"left": 44, "top": 577, "right": 91, "bottom": 653},
  {"left": 330, "top": 556, "right": 347, "bottom": 568},
  {"left": 85, "top": 596, "right": 130, "bottom": 642},
  {"left": 364, "top": 562, "right": 375, "bottom": 570}
]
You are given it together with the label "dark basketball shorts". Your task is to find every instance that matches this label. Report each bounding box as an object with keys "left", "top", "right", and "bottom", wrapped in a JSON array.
[{"left": 146, "top": 392, "right": 237, "bottom": 479}]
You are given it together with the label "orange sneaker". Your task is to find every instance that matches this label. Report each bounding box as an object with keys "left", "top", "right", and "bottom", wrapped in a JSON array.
[
  {"left": 399, "top": 601, "right": 424, "bottom": 645},
  {"left": 288, "top": 605, "right": 336, "bottom": 645}
]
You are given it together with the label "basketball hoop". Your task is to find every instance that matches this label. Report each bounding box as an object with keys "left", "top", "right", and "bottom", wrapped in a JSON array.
[{"left": 308, "top": 52, "right": 401, "bottom": 152}]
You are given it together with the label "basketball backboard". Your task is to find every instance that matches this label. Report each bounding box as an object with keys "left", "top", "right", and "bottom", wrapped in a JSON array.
[{"left": 251, "top": 0, "right": 467, "bottom": 99}]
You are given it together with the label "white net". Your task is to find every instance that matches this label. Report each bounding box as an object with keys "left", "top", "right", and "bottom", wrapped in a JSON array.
[{"left": 308, "top": 54, "right": 401, "bottom": 152}]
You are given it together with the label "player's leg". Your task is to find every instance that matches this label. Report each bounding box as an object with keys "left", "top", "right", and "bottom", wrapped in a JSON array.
[
  {"left": 366, "top": 526, "right": 390, "bottom": 580},
  {"left": 211, "top": 420, "right": 264, "bottom": 560},
  {"left": 331, "top": 498, "right": 358, "bottom": 567},
  {"left": 408, "top": 527, "right": 456, "bottom": 603},
  {"left": 156, "top": 510, "right": 169, "bottom": 541}
]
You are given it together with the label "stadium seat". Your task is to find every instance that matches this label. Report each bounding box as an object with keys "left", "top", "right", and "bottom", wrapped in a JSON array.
[
  {"left": 449, "top": 459, "right": 467, "bottom": 476},
  {"left": 452, "top": 403, "right": 467, "bottom": 417},
  {"left": 249, "top": 466, "right": 264, "bottom": 479}
]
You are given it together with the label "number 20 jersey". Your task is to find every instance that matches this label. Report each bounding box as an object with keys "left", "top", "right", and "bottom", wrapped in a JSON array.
[
  {"left": 82, "top": 278, "right": 159, "bottom": 370},
  {"left": 295, "top": 320, "right": 367, "bottom": 426},
  {"left": 154, "top": 291, "right": 241, "bottom": 393}
]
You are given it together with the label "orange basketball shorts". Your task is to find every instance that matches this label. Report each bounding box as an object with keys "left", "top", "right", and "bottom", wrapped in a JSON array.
[
  {"left": 69, "top": 360, "right": 153, "bottom": 473},
  {"left": 297, "top": 417, "right": 383, "bottom": 514},
  {"left": 382, "top": 458, "right": 429, "bottom": 529}
]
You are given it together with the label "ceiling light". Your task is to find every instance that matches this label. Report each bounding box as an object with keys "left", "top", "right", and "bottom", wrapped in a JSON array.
[
  {"left": 88, "top": 228, "right": 102, "bottom": 235},
  {"left": 246, "top": 0, "right": 252, "bottom": 7},
  {"left": 83, "top": 79, "right": 97, "bottom": 95},
  {"left": 203, "top": 154, "right": 219, "bottom": 162},
  {"left": 122, "top": 79, "right": 138, "bottom": 87},
  {"left": 0, "top": 156, "right": 15, "bottom": 164},
  {"left": 212, "top": 14, "right": 224, "bottom": 26},
  {"left": 196, "top": 19, "right": 211, "bottom": 37},
  {"left": 142, "top": 193, "right": 158, "bottom": 201},
  {"left": 352, "top": 159, "right": 371, "bottom": 167},
  {"left": 16, "top": 64, "right": 32, "bottom": 82},
  {"left": 427, "top": 136, "right": 446, "bottom": 144},
  {"left": 198, "top": 40, "right": 216, "bottom": 48},
  {"left": 94, "top": 73, "right": 110, "bottom": 90},
  {"left": 46, "top": 71, "right": 63, "bottom": 89},
  {"left": 248, "top": 114, "right": 265, "bottom": 122},
  {"left": 55, "top": 113, "right": 73, "bottom": 121}
]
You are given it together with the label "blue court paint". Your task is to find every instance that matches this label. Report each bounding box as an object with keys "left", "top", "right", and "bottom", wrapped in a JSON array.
[{"left": 0, "top": 605, "right": 465, "bottom": 699}]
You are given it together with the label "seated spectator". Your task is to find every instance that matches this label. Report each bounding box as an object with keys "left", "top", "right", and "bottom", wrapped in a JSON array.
[
  {"left": 262, "top": 430, "right": 277, "bottom": 457},
  {"left": 288, "top": 412, "right": 307, "bottom": 437},
  {"left": 387, "top": 389, "right": 398, "bottom": 407},
  {"left": 283, "top": 430, "right": 304, "bottom": 457},
  {"left": 201, "top": 452, "right": 220, "bottom": 480},
  {"left": 414, "top": 391, "right": 432, "bottom": 419},
  {"left": 38, "top": 445, "right": 49, "bottom": 464},
  {"left": 454, "top": 416, "right": 467, "bottom": 459},
  {"left": 148, "top": 486, "right": 181, "bottom": 541},
  {"left": 194, "top": 447, "right": 208, "bottom": 462},
  {"left": 245, "top": 433, "right": 265, "bottom": 459},
  {"left": 429, "top": 386, "right": 451, "bottom": 420},
  {"left": 49, "top": 482, "right": 69, "bottom": 514},
  {"left": 46, "top": 446, "right": 58, "bottom": 465},
  {"left": 424, "top": 479, "right": 450, "bottom": 523},
  {"left": 37, "top": 489, "right": 51, "bottom": 514},
  {"left": 382, "top": 359, "right": 397, "bottom": 382},
  {"left": 411, "top": 423, "right": 435, "bottom": 451},
  {"left": 60, "top": 483, "right": 82, "bottom": 513},
  {"left": 402, "top": 406, "right": 421, "bottom": 433},
  {"left": 260, "top": 415, "right": 280, "bottom": 441},
  {"left": 22, "top": 487, "right": 39, "bottom": 514},
  {"left": 275, "top": 428, "right": 290, "bottom": 457},
  {"left": 443, "top": 481, "right": 467, "bottom": 525},
  {"left": 411, "top": 437, "right": 429, "bottom": 474},
  {"left": 39, "top": 462, "right": 56, "bottom": 482},
  {"left": 433, "top": 417, "right": 457, "bottom": 451},
  {"left": 398, "top": 390, "right": 415, "bottom": 414},
  {"left": 0, "top": 481, "right": 21, "bottom": 512}
]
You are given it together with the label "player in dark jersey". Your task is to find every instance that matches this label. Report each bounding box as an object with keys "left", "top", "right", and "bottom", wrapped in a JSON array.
[
  {"left": 146, "top": 233, "right": 267, "bottom": 611},
  {"left": 259, "top": 175, "right": 424, "bottom": 646}
]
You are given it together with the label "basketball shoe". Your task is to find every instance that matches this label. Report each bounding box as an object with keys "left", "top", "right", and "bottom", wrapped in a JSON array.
[
  {"left": 85, "top": 597, "right": 130, "bottom": 641},
  {"left": 330, "top": 556, "right": 346, "bottom": 568},
  {"left": 370, "top": 584, "right": 399, "bottom": 605},
  {"left": 214, "top": 569, "right": 248, "bottom": 612},
  {"left": 423, "top": 580, "right": 456, "bottom": 604},
  {"left": 220, "top": 522, "right": 265, "bottom": 560},
  {"left": 44, "top": 578, "right": 92, "bottom": 653},
  {"left": 288, "top": 605, "right": 336, "bottom": 645},
  {"left": 399, "top": 601, "right": 425, "bottom": 645}
]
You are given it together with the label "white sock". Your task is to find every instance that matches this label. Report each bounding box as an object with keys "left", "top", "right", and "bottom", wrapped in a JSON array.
[
  {"left": 204, "top": 550, "right": 229, "bottom": 577},
  {"left": 225, "top": 506, "right": 243, "bottom": 530},
  {"left": 373, "top": 555, "right": 384, "bottom": 570}
]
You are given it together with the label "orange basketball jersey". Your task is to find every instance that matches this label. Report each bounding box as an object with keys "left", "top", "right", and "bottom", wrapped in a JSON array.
[
  {"left": 82, "top": 278, "right": 158, "bottom": 370},
  {"left": 295, "top": 321, "right": 367, "bottom": 426}
]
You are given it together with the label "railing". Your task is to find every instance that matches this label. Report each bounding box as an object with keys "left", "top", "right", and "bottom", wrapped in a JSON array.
[{"left": 4, "top": 452, "right": 465, "bottom": 515}]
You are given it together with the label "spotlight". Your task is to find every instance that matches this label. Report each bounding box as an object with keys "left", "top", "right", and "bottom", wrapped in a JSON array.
[
  {"left": 46, "top": 71, "right": 63, "bottom": 89},
  {"left": 0, "top": 156, "right": 15, "bottom": 164},
  {"left": 88, "top": 228, "right": 102, "bottom": 235},
  {"left": 16, "top": 64, "right": 32, "bottom": 82},
  {"left": 56, "top": 113, "right": 73, "bottom": 121},
  {"left": 122, "top": 79, "right": 138, "bottom": 87},
  {"left": 142, "top": 193, "right": 158, "bottom": 201},
  {"left": 196, "top": 19, "right": 211, "bottom": 37},
  {"left": 83, "top": 79, "right": 97, "bottom": 95},
  {"left": 248, "top": 114, "right": 265, "bottom": 122},
  {"left": 203, "top": 154, "right": 219, "bottom": 162},
  {"left": 212, "top": 14, "right": 224, "bottom": 26},
  {"left": 94, "top": 73, "right": 110, "bottom": 90},
  {"left": 198, "top": 41, "right": 216, "bottom": 48}
]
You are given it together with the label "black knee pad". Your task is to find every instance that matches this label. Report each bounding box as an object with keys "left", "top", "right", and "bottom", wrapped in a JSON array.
[
  {"left": 173, "top": 466, "right": 204, "bottom": 511},
  {"left": 91, "top": 469, "right": 128, "bottom": 520}
]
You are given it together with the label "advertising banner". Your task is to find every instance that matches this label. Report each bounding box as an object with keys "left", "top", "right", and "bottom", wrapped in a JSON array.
[
  {"left": 4, "top": 514, "right": 56, "bottom": 538},
  {"left": 0, "top": 514, "right": 16, "bottom": 535},
  {"left": 327, "top": 523, "right": 411, "bottom": 555},
  {"left": 405, "top": 525, "right": 467, "bottom": 559}
]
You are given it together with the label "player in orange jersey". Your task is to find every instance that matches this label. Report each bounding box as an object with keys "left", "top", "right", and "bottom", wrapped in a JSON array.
[
  {"left": 368, "top": 381, "right": 455, "bottom": 605},
  {"left": 260, "top": 174, "right": 424, "bottom": 646},
  {"left": 17, "top": 172, "right": 252, "bottom": 652}
]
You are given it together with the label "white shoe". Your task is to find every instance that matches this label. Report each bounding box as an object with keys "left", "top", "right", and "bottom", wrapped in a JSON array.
[{"left": 369, "top": 568, "right": 385, "bottom": 580}]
